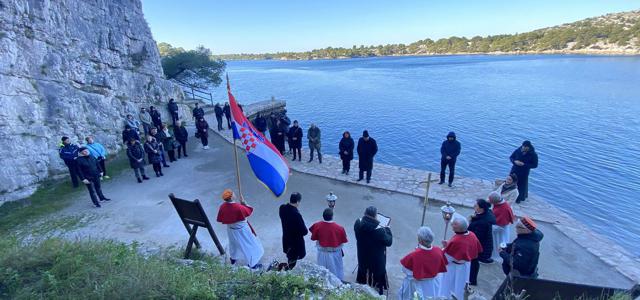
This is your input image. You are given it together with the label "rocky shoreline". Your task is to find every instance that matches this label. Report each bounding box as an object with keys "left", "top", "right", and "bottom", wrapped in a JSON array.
[{"left": 204, "top": 99, "right": 640, "bottom": 284}]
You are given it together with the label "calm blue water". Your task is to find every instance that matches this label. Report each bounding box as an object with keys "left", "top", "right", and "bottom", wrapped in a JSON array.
[{"left": 213, "top": 55, "right": 640, "bottom": 257}]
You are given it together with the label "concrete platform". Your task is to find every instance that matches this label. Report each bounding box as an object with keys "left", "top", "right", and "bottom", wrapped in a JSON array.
[{"left": 54, "top": 133, "right": 634, "bottom": 298}]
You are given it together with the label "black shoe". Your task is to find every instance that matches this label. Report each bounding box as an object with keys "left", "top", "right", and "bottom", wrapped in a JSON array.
[
  {"left": 357, "top": 178, "right": 363, "bottom": 182},
  {"left": 101, "top": 198, "right": 111, "bottom": 201},
  {"left": 438, "top": 181, "right": 445, "bottom": 185},
  {"left": 95, "top": 204, "right": 101, "bottom": 208},
  {"left": 308, "top": 159, "right": 313, "bottom": 163},
  {"left": 137, "top": 178, "right": 142, "bottom": 183},
  {"left": 142, "top": 176, "right": 150, "bottom": 180},
  {"left": 163, "top": 164, "right": 170, "bottom": 167},
  {"left": 184, "top": 154, "right": 188, "bottom": 157},
  {"left": 448, "top": 183, "right": 453, "bottom": 188},
  {"left": 366, "top": 179, "right": 370, "bottom": 184},
  {"left": 479, "top": 258, "right": 494, "bottom": 264},
  {"left": 160, "top": 172, "right": 164, "bottom": 176},
  {"left": 156, "top": 173, "right": 161, "bottom": 177}
]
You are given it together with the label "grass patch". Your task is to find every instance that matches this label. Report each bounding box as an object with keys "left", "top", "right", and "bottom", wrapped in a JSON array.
[
  {"left": 0, "top": 238, "right": 374, "bottom": 299},
  {"left": 0, "top": 151, "right": 129, "bottom": 235}
]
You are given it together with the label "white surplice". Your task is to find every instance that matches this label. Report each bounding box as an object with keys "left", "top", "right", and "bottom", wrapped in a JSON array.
[
  {"left": 316, "top": 244, "right": 344, "bottom": 280},
  {"left": 227, "top": 220, "right": 264, "bottom": 267},
  {"left": 439, "top": 253, "right": 470, "bottom": 300},
  {"left": 491, "top": 224, "right": 513, "bottom": 260},
  {"left": 398, "top": 267, "right": 442, "bottom": 300}
]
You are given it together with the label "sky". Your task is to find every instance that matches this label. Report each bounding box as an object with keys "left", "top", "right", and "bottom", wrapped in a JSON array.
[{"left": 141, "top": 1, "right": 640, "bottom": 54}]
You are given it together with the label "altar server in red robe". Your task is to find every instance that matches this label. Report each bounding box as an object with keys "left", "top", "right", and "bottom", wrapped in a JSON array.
[
  {"left": 439, "top": 214, "right": 483, "bottom": 300},
  {"left": 216, "top": 189, "right": 264, "bottom": 268},
  {"left": 489, "top": 191, "right": 516, "bottom": 260},
  {"left": 309, "top": 208, "right": 348, "bottom": 280},
  {"left": 398, "top": 226, "right": 448, "bottom": 299}
]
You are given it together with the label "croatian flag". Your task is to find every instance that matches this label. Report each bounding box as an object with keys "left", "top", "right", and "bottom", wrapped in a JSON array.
[{"left": 227, "top": 80, "right": 290, "bottom": 197}]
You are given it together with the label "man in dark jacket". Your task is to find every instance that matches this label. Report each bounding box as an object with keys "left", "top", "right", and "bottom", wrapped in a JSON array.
[
  {"left": 253, "top": 113, "right": 268, "bottom": 135},
  {"left": 357, "top": 130, "right": 378, "bottom": 183},
  {"left": 59, "top": 136, "right": 80, "bottom": 188},
  {"left": 354, "top": 206, "right": 392, "bottom": 295},
  {"left": 167, "top": 98, "right": 179, "bottom": 127},
  {"left": 500, "top": 216, "right": 543, "bottom": 278},
  {"left": 214, "top": 103, "right": 224, "bottom": 131},
  {"left": 149, "top": 106, "right": 162, "bottom": 129},
  {"left": 174, "top": 121, "right": 189, "bottom": 158},
  {"left": 279, "top": 192, "right": 308, "bottom": 270},
  {"left": 439, "top": 131, "right": 461, "bottom": 187},
  {"left": 288, "top": 120, "right": 303, "bottom": 161},
  {"left": 122, "top": 125, "right": 140, "bottom": 144},
  {"left": 76, "top": 147, "right": 110, "bottom": 207},
  {"left": 468, "top": 198, "right": 497, "bottom": 286},
  {"left": 510, "top": 140, "right": 539, "bottom": 203},
  {"left": 271, "top": 120, "right": 286, "bottom": 154},
  {"left": 126, "top": 138, "right": 149, "bottom": 183},
  {"left": 339, "top": 131, "right": 354, "bottom": 174},
  {"left": 192, "top": 102, "right": 205, "bottom": 120},
  {"left": 223, "top": 102, "right": 232, "bottom": 129}
]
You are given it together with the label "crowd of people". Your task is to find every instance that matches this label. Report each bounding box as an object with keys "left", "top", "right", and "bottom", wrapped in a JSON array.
[
  {"left": 214, "top": 188, "right": 544, "bottom": 299},
  {"left": 58, "top": 99, "right": 195, "bottom": 208}
]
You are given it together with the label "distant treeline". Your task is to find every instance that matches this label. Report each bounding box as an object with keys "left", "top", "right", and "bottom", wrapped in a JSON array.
[{"left": 212, "top": 11, "right": 640, "bottom": 60}]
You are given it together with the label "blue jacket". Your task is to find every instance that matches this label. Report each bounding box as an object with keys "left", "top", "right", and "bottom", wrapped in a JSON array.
[
  {"left": 59, "top": 143, "right": 79, "bottom": 162},
  {"left": 85, "top": 142, "right": 108, "bottom": 159}
]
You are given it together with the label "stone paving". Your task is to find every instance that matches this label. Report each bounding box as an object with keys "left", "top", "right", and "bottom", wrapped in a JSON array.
[{"left": 205, "top": 100, "right": 640, "bottom": 284}]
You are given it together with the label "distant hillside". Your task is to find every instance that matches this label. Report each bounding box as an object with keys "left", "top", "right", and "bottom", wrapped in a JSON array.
[{"left": 214, "top": 10, "right": 640, "bottom": 60}]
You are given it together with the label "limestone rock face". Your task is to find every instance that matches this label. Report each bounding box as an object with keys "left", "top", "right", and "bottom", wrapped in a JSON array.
[{"left": 0, "top": 0, "right": 184, "bottom": 203}]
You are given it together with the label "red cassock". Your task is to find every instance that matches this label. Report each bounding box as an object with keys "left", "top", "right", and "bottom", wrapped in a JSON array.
[
  {"left": 444, "top": 232, "right": 483, "bottom": 261},
  {"left": 216, "top": 202, "right": 256, "bottom": 235},
  {"left": 309, "top": 221, "right": 348, "bottom": 248},
  {"left": 400, "top": 246, "right": 448, "bottom": 280},
  {"left": 493, "top": 202, "right": 516, "bottom": 227}
]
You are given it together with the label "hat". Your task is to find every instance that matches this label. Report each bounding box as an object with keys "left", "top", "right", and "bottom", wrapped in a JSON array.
[
  {"left": 78, "top": 146, "right": 88, "bottom": 152},
  {"left": 363, "top": 130, "right": 369, "bottom": 138},
  {"left": 447, "top": 131, "right": 456, "bottom": 138},
  {"left": 522, "top": 140, "right": 532, "bottom": 147},
  {"left": 221, "top": 189, "right": 233, "bottom": 201},
  {"left": 520, "top": 216, "right": 537, "bottom": 231}
]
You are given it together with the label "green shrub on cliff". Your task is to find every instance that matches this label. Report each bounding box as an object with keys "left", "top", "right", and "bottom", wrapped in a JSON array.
[{"left": 159, "top": 43, "right": 226, "bottom": 90}]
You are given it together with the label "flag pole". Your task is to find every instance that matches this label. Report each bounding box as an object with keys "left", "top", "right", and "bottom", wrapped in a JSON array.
[{"left": 227, "top": 73, "right": 244, "bottom": 198}]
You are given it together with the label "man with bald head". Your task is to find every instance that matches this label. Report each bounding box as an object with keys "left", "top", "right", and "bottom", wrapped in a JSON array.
[{"left": 439, "top": 214, "right": 483, "bottom": 300}]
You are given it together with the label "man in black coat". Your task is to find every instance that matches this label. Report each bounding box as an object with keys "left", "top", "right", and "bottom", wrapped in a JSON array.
[
  {"left": 287, "top": 120, "right": 303, "bottom": 161},
  {"left": 121, "top": 125, "right": 140, "bottom": 144},
  {"left": 253, "top": 113, "right": 268, "bottom": 135},
  {"left": 279, "top": 192, "right": 308, "bottom": 270},
  {"left": 76, "top": 147, "right": 110, "bottom": 207},
  {"left": 468, "top": 198, "right": 497, "bottom": 286},
  {"left": 174, "top": 121, "right": 189, "bottom": 158},
  {"left": 192, "top": 102, "right": 205, "bottom": 120},
  {"left": 271, "top": 120, "right": 286, "bottom": 154},
  {"left": 439, "top": 131, "right": 461, "bottom": 187},
  {"left": 500, "top": 216, "right": 543, "bottom": 278},
  {"left": 357, "top": 130, "right": 378, "bottom": 183},
  {"left": 149, "top": 106, "right": 162, "bottom": 129},
  {"left": 510, "top": 140, "right": 539, "bottom": 203},
  {"left": 339, "top": 131, "right": 354, "bottom": 175},
  {"left": 354, "top": 206, "right": 392, "bottom": 295},
  {"left": 167, "top": 98, "right": 179, "bottom": 127},
  {"left": 126, "top": 138, "right": 149, "bottom": 183},
  {"left": 58, "top": 136, "right": 80, "bottom": 188},
  {"left": 223, "top": 102, "right": 232, "bottom": 129},
  {"left": 214, "top": 103, "right": 224, "bottom": 131}
]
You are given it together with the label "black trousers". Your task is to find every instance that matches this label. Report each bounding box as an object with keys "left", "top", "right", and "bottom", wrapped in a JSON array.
[
  {"left": 342, "top": 159, "right": 351, "bottom": 172},
  {"left": 178, "top": 141, "right": 187, "bottom": 157},
  {"left": 171, "top": 113, "right": 178, "bottom": 127},
  {"left": 516, "top": 175, "right": 529, "bottom": 202},
  {"left": 84, "top": 177, "right": 106, "bottom": 206},
  {"left": 470, "top": 259, "right": 480, "bottom": 286},
  {"left": 225, "top": 116, "right": 231, "bottom": 129},
  {"left": 216, "top": 116, "right": 223, "bottom": 130},
  {"left": 167, "top": 150, "right": 176, "bottom": 162},
  {"left": 359, "top": 168, "right": 372, "bottom": 181},
  {"left": 64, "top": 160, "right": 79, "bottom": 187},
  {"left": 98, "top": 157, "right": 107, "bottom": 176},
  {"left": 292, "top": 147, "right": 301, "bottom": 160},
  {"left": 440, "top": 158, "right": 456, "bottom": 184},
  {"left": 152, "top": 163, "right": 162, "bottom": 175},
  {"left": 200, "top": 136, "right": 208, "bottom": 146}
]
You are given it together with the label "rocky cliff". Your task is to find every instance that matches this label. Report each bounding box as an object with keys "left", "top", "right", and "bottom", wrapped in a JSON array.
[{"left": 0, "top": 0, "right": 184, "bottom": 203}]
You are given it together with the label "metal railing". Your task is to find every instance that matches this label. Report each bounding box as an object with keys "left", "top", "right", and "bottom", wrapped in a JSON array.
[{"left": 172, "top": 79, "right": 214, "bottom": 106}]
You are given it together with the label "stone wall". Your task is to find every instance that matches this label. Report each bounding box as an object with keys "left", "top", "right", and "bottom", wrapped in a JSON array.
[{"left": 0, "top": 0, "right": 184, "bottom": 203}]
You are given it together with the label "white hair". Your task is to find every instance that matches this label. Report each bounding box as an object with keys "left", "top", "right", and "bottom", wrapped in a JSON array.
[
  {"left": 488, "top": 191, "right": 502, "bottom": 204},
  {"left": 451, "top": 213, "right": 468, "bottom": 232},
  {"left": 417, "top": 226, "right": 435, "bottom": 246}
]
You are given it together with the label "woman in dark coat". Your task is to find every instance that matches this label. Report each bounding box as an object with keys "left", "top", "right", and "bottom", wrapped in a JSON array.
[
  {"left": 144, "top": 136, "right": 163, "bottom": 177},
  {"left": 174, "top": 121, "right": 189, "bottom": 158},
  {"left": 354, "top": 206, "right": 392, "bottom": 295},
  {"left": 157, "top": 124, "right": 176, "bottom": 162},
  {"left": 279, "top": 192, "right": 308, "bottom": 269},
  {"left": 468, "top": 198, "right": 497, "bottom": 286},
  {"left": 195, "top": 117, "right": 209, "bottom": 149},
  {"left": 510, "top": 140, "right": 538, "bottom": 203},
  {"left": 339, "top": 131, "right": 354, "bottom": 175},
  {"left": 126, "top": 138, "right": 148, "bottom": 183}
]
